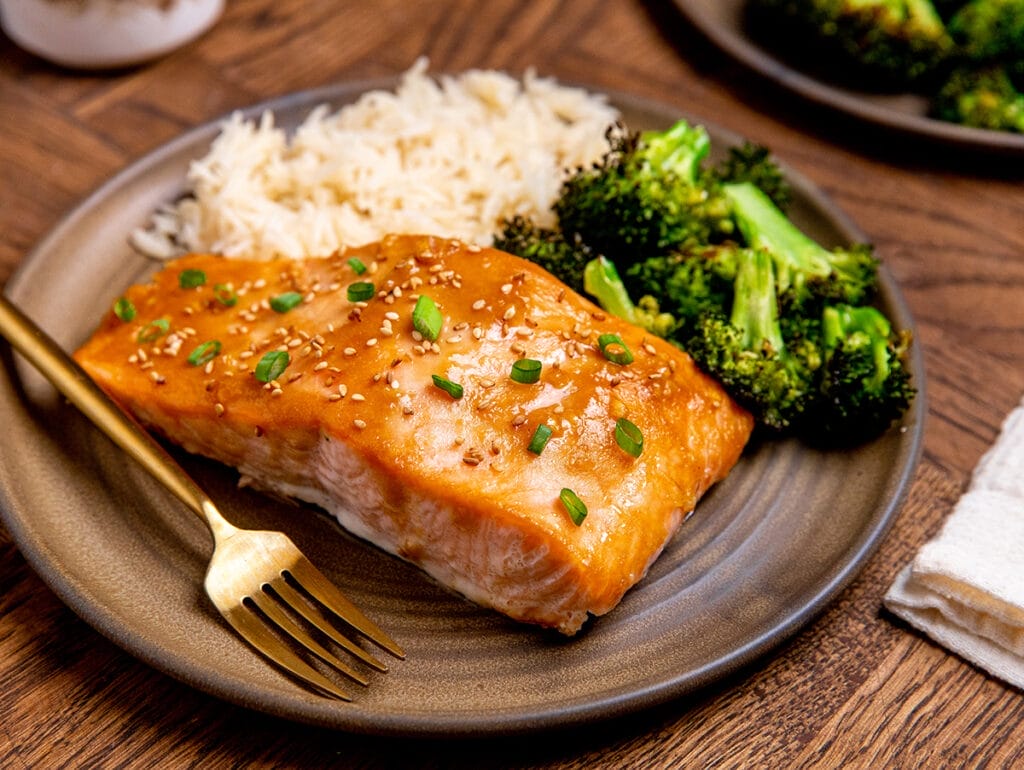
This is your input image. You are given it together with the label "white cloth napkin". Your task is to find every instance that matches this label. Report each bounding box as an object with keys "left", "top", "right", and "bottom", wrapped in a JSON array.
[{"left": 885, "top": 398, "right": 1024, "bottom": 690}]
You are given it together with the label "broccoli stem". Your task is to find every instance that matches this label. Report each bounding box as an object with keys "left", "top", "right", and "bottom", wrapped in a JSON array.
[
  {"left": 731, "top": 249, "right": 785, "bottom": 353},
  {"left": 583, "top": 256, "right": 638, "bottom": 324},
  {"left": 723, "top": 182, "right": 832, "bottom": 291}
]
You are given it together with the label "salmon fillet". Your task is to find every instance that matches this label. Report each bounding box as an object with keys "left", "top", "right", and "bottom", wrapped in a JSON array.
[{"left": 74, "top": 235, "right": 753, "bottom": 634}]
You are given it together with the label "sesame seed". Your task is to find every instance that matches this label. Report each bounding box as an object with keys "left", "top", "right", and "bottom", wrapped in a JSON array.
[
  {"left": 314, "top": 361, "right": 329, "bottom": 371},
  {"left": 328, "top": 394, "right": 342, "bottom": 402},
  {"left": 352, "top": 393, "right": 366, "bottom": 402},
  {"left": 366, "top": 338, "right": 378, "bottom": 347},
  {"left": 512, "top": 415, "right": 527, "bottom": 427},
  {"left": 353, "top": 419, "right": 367, "bottom": 430},
  {"left": 214, "top": 403, "right": 225, "bottom": 416},
  {"left": 338, "top": 384, "right": 348, "bottom": 397},
  {"left": 446, "top": 335, "right": 463, "bottom": 344},
  {"left": 344, "top": 347, "right": 357, "bottom": 356},
  {"left": 644, "top": 343, "right": 657, "bottom": 355},
  {"left": 500, "top": 283, "right": 513, "bottom": 295},
  {"left": 503, "top": 306, "right": 516, "bottom": 321},
  {"left": 472, "top": 299, "right": 486, "bottom": 311},
  {"left": 385, "top": 311, "right": 400, "bottom": 321}
]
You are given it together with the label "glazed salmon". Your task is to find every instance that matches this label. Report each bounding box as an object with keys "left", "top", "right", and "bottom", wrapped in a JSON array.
[{"left": 74, "top": 235, "right": 753, "bottom": 634}]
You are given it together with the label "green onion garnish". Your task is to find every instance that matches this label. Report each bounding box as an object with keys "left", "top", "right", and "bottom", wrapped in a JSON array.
[
  {"left": 254, "top": 350, "right": 289, "bottom": 383},
  {"left": 559, "top": 488, "right": 588, "bottom": 526},
  {"left": 187, "top": 340, "right": 222, "bottom": 367},
  {"left": 412, "top": 295, "right": 443, "bottom": 341},
  {"left": 270, "top": 292, "right": 303, "bottom": 313},
  {"left": 137, "top": 318, "right": 169, "bottom": 344},
  {"left": 598, "top": 333, "right": 634, "bottom": 365},
  {"left": 510, "top": 358, "right": 542, "bottom": 384},
  {"left": 214, "top": 283, "right": 238, "bottom": 307},
  {"left": 347, "top": 257, "right": 367, "bottom": 275},
  {"left": 347, "top": 281, "right": 375, "bottom": 303},
  {"left": 178, "top": 269, "right": 207, "bottom": 289},
  {"left": 614, "top": 417, "right": 644, "bottom": 457},
  {"left": 431, "top": 374, "right": 463, "bottom": 399},
  {"left": 527, "top": 424, "right": 553, "bottom": 455},
  {"left": 113, "top": 297, "right": 136, "bottom": 322}
]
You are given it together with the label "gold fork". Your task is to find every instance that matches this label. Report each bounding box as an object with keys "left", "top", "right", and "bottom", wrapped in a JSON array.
[{"left": 0, "top": 293, "right": 404, "bottom": 700}]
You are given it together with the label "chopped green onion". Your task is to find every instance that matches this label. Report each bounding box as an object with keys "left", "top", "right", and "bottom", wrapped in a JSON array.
[
  {"left": 137, "top": 318, "right": 169, "bottom": 344},
  {"left": 213, "top": 283, "right": 238, "bottom": 307},
  {"left": 255, "top": 350, "right": 289, "bottom": 383},
  {"left": 178, "top": 269, "right": 207, "bottom": 289},
  {"left": 187, "top": 340, "right": 222, "bottom": 367},
  {"left": 113, "top": 297, "right": 136, "bottom": 322},
  {"left": 510, "top": 358, "right": 542, "bottom": 384},
  {"left": 347, "top": 281, "right": 375, "bottom": 303},
  {"left": 270, "top": 292, "right": 303, "bottom": 313},
  {"left": 431, "top": 374, "right": 463, "bottom": 399},
  {"left": 412, "top": 295, "right": 443, "bottom": 341},
  {"left": 527, "top": 424, "right": 553, "bottom": 455},
  {"left": 614, "top": 417, "right": 644, "bottom": 457},
  {"left": 559, "top": 488, "right": 587, "bottom": 526},
  {"left": 347, "top": 257, "right": 367, "bottom": 275},
  {"left": 598, "top": 333, "right": 634, "bottom": 365}
]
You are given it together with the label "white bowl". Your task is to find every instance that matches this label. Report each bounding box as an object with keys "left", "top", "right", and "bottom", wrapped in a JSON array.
[{"left": 0, "top": 0, "right": 224, "bottom": 69}]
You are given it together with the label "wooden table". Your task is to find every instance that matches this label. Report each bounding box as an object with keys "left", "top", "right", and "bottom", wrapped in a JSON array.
[{"left": 2, "top": 1, "right": 1022, "bottom": 766}]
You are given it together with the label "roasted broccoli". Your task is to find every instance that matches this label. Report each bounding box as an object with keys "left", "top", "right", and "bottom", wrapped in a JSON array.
[
  {"left": 946, "top": 0, "right": 1024, "bottom": 60},
  {"left": 493, "top": 216, "right": 594, "bottom": 294},
  {"left": 684, "top": 248, "right": 821, "bottom": 433},
  {"left": 553, "top": 120, "right": 788, "bottom": 265},
  {"left": 747, "top": 0, "right": 955, "bottom": 86},
  {"left": 492, "top": 119, "right": 914, "bottom": 445},
  {"left": 932, "top": 63, "right": 1024, "bottom": 130},
  {"left": 723, "top": 182, "right": 879, "bottom": 313},
  {"left": 815, "top": 304, "right": 916, "bottom": 444}
]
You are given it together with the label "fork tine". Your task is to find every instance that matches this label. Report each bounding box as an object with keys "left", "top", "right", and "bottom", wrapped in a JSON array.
[
  {"left": 219, "top": 603, "right": 352, "bottom": 701},
  {"left": 270, "top": 578, "right": 388, "bottom": 672},
  {"left": 247, "top": 589, "right": 370, "bottom": 686},
  {"left": 287, "top": 558, "right": 406, "bottom": 659}
]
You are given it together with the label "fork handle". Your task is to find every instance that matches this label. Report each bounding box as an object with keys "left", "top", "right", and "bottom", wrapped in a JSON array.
[{"left": 0, "top": 293, "right": 226, "bottom": 535}]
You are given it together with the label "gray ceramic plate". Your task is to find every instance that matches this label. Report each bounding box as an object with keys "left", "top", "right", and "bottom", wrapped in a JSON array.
[
  {"left": 0, "top": 79, "right": 924, "bottom": 737},
  {"left": 674, "top": 0, "right": 1024, "bottom": 156}
]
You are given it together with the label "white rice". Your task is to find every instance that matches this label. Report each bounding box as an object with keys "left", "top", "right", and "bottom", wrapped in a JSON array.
[{"left": 130, "top": 59, "right": 619, "bottom": 261}]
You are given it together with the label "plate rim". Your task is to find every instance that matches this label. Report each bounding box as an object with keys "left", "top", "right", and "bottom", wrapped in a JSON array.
[{"left": 0, "top": 77, "right": 925, "bottom": 737}]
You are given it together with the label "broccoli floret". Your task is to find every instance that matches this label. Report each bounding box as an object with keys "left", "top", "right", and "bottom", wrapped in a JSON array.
[
  {"left": 723, "top": 182, "right": 879, "bottom": 313},
  {"left": 554, "top": 120, "right": 783, "bottom": 264},
  {"left": 748, "top": 0, "right": 955, "bottom": 85},
  {"left": 815, "top": 304, "right": 916, "bottom": 445},
  {"left": 932, "top": 63, "right": 1024, "bottom": 130},
  {"left": 624, "top": 245, "right": 741, "bottom": 335},
  {"left": 685, "top": 248, "right": 821, "bottom": 433},
  {"left": 581, "top": 256, "right": 680, "bottom": 336},
  {"left": 946, "top": 0, "right": 1024, "bottom": 60},
  {"left": 493, "top": 215, "right": 594, "bottom": 293},
  {"left": 711, "top": 142, "right": 792, "bottom": 211}
]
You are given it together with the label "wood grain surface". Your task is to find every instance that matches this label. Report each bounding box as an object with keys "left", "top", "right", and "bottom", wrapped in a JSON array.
[{"left": 2, "top": 1, "right": 1023, "bottom": 767}]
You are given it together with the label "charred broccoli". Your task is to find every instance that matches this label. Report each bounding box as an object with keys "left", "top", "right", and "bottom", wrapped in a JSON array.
[
  {"left": 747, "top": 0, "right": 1024, "bottom": 133},
  {"left": 492, "top": 118, "right": 914, "bottom": 445},
  {"left": 684, "top": 248, "right": 822, "bottom": 433},
  {"left": 816, "top": 304, "right": 916, "bottom": 444},
  {"left": 552, "top": 120, "right": 789, "bottom": 264},
  {"left": 746, "top": 0, "right": 955, "bottom": 86},
  {"left": 723, "top": 182, "right": 879, "bottom": 313},
  {"left": 932, "top": 63, "right": 1024, "bottom": 130},
  {"left": 946, "top": 0, "right": 1024, "bottom": 60}
]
